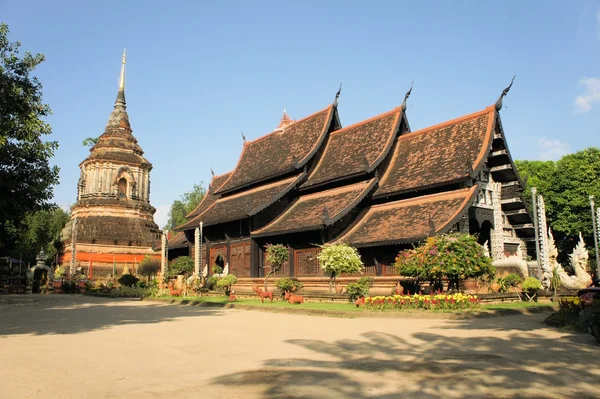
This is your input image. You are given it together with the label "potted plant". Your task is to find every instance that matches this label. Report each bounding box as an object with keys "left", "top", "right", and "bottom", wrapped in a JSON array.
[
  {"left": 53, "top": 266, "right": 64, "bottom": 293},
  {"left": 216, "top": 274, "right": 238, "bottom": 296}
]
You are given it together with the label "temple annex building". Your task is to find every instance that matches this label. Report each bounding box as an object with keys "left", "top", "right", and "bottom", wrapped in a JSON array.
[
  {"left": 171, "top": 81, "right": 534, "bottom": 289},
  {"left": 60, "top": 52, "right": 160, "bottom": 277}
]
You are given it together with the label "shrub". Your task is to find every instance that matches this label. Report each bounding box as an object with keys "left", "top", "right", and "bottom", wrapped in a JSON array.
[
  {"left": 395, "top": 234, "right": 495, "bottom": 291},
  {"left": 212, "top": 264, "right": 223, "bottom": 274},
  {"left": 346, "top": 276, "right": 374, "bottom": 302},
  {"left": 118, "top": 273, "right": 139, "bottom": 287},
  {"left": 522, "top": 277, "right": 542, "bottom": 302},
  {"left": 110, "top": 286, "right": 153, "bottom": 298},
  {"left": 264, "top": 244, "right": 289, "bottom": 290},
  {"left": 206, "top": 275, "right": 220, "bottom": 290},
  {"left": 167, "top": 256, "right": 194, "bottom": 279},
  {"left": 275, "top": 278, "right": 303, "bottom": 297},
  {"left": 216, "top": 274, "right": 238, "bottom": 295},
  {"left": 497, "top": 273, "right": 522, "bottom": 292},
  {"left": 317, "top": 243, "right": 364, "bottom": 292}
]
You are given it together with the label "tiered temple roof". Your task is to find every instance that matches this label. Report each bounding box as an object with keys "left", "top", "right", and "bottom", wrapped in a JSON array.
[
  {"left": 374, "top": 107, "right": 495, "bottom": 198},
  {"left": 216, "top": 106, "right": 336, "bottom": 194},
  {"left": 185, "top": 172, "right": 232, "bottom": 220},
  {"left": 301, "top": 107, "right": 402, "bottom": 190},
  {"left": 335, "top": 186, "right": 479, "bottom": 247},
  {"left": 253, "top": 178, "right": 377, "bottom": 237}
]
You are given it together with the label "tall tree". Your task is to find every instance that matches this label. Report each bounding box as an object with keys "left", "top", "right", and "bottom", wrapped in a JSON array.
[
  {"left": 165, "top": 183, "right": 206, "bottom": 230},
  {"left": 0, "top": 23, "right": 59, "bottom": 253},
  {"left": 515, "top": 147, "right": 600, "bottom": 265}
]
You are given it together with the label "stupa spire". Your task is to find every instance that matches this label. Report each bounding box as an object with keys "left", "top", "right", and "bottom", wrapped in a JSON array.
[
  {"left": 115, "top": 49, "right": 126, "bottom": 109},
  {"left": 276, "top": 108, "right": 294, "bottom": 130}
]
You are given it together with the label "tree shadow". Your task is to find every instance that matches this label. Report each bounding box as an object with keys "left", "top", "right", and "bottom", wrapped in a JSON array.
[
  {"left": 0, "top": 294, "right": 222, "bottom": 336},
  {"left": 211, "top": 317, "right": 599, "bottom": 398}
]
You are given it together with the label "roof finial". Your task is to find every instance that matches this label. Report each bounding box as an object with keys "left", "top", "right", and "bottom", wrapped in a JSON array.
[
  {"left": 241, "top": 130, "right": 246, "bottom": 143},
  {"left": 333, "top": 82, "right": 342, "bottom": 107},
  {"left": 115, "top": 49, "right": 127, "bottom": 109},
  {"left": 210, "top": 167, "right": 215, "bottom": 177},
  {"left": 495, "top": 75, "right": 515, "bottom": 111},
  {"left": 401, "top": 81, "right": 413, "bottom": 112}
]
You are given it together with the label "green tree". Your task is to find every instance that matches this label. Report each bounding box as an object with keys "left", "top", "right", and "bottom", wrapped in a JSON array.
[
  {"left": 317, "top": 243, "right": 364, "bottom": 292},
  {"left": 82, "top": 137, "right": 99, "bottom": 147},
  {"left": 515, "top": 147, "right": 600, "bottom": 265},
  {"left": 264, "top": 244, "right": 289, "bottom": 291},
  {"left": 166, "top": 256, "right": 194, "bottom": 279},
  {"left": 165, "top": 183, "right": 206, "bottom": 229},
  {"left": 12, "top": 207, "right": 70, "bottom": 265},
  {"left": 139, "top": 255, "right": 160, "bottom": 281},
  {"left": 0, "top": 23, "right": 60, "bottom": 253}
]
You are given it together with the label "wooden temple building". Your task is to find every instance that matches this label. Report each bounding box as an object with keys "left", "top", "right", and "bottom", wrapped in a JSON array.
[
  {"left": 60, "top": 51, "right": 161, "bottom": 277},
  {"left": 173, "top": 81, "right": 534, "bottom": 289}
]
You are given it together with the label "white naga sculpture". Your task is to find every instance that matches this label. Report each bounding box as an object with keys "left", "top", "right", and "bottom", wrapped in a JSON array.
[
  {"left": 492, "top": 245, "right": 529, "bottom": 278},
  {"left": 544, "top": 230, "right": 592, "bottom": 290}
]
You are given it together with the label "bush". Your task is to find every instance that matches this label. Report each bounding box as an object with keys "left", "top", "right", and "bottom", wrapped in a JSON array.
[
  {"left": 346, "top": 276, "right": 374, "bottom": 302},
  {"left": 317, "top": 243, "right": 364, "bottom": 292},
  {"left": 206, "top": 275, "right": 220, "bottom": 290},
  {"left": 522, "top": 277, "right": 542, "bottom": 301},
  {"left": 216, "top": 274, "right": 238, "bottom": 295},
  {"left": 118, "top": 273, "right": 139, "bottom": 287},
  {"left": 110, "top": 286, "right": 154, "bottom": 298},
  {"left": 395, "top": 234, "right": 495, "bottom": 290},
  {"left": 274, "top": 278, "right": 303, "bottom": 297},
  {"left": 212, "top": 264, "right": 223, "bottom": 274},
  {"left": 264, "top": 244, "right": 290, "bottom": 290},
  {"left": 497, "top": 273, "right": 522, "bottom": 292},
  {"left": 167, "top": 256, "right": 194, "bottom": 279}
]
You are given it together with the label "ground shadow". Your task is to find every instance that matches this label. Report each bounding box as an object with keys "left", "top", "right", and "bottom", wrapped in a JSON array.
[
  {"left": 0, "top": 294, "right": 222, "bottom": 336},
  {"left": 211, "top": 316, "right": 599, "bottom": 398}
]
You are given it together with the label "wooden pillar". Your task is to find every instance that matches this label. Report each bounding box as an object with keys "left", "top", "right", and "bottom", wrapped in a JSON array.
[
  {"left": 288, "top": 247, "right": 295, "bottom": 278},
  {"left": 250, "top": 239, "right": 259, "bottom": 278}
]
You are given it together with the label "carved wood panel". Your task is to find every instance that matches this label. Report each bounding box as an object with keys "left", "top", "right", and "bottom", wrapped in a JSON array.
[
  {"left": 230, "top": 242, "right": 251, "bottom": 277},
  {"left": 294, "top": 248, "right": 322, "bottom": 277}
]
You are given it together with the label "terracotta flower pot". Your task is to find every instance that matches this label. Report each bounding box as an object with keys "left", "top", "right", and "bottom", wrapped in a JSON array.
[
  {"left": 490, "top": 283, "right": 501, "bottom": 293},
  {"left": 394, "top": 283, "right": 404, "bottom": 295},
  {"left": 463, "top": 280, "right": 478, "bottom": 292},
  {"left": 335, "top": 284, "right": 344, "bottom": 294}
]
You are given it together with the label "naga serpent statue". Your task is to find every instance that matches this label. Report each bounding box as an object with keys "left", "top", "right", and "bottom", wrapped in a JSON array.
[{"left": 545, "top": 230, "right": 592, "bottom": 290}]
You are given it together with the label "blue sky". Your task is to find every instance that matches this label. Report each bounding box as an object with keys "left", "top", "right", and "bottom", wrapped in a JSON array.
[{"left": 3, "top": 0, "right": 600, "bottom": 228}]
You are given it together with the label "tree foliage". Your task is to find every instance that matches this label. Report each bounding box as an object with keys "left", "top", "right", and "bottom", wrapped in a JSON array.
[
  {"left": 515, "top": 147, "right": 600, "bottom": 263},
  {"left": 167, "top": 256, "right": 194, "bottom": 279},
  {"left": 165, "top": 183, "right": 206, "bottom": 230},
  {"left": 11, "top": 207, "right": 69, "bottom": 265},
  {"left": 0, "top": 23, "right": 60, "bottom": 253},
  {"left": 317, "top": 243, "right": 364, "bottom": 291},
  {"left": 139, "top": 255, "right": 160, "bottom": 281},
  {"left": 264, "top": 244, "right": 289, "bottom": 291},
  {"left": 82, "top": 137, "right": 99, "bottom": 147},
  {"left": 395, "top": 234, "right": 494, "bottom": 291}
]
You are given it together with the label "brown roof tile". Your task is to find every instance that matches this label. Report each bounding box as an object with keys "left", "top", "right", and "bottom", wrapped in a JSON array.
[
  {"left": 302, "top": 108, "right": 402, "bottom": 189},
  {"left": 252, "top": 178, "right": 377, "bottom": 237},
  {"left": 335, "top": 186, "right": 479, "bottom": 247},
  {"left": 178, "top": 173, "right": 305, "bottom": 229},
  {"left": 216, "top": 106, "right": 334, "bottom": 194},
  {"left": 185, "top": 172, "right": 232, "bottom": 219},
  {"left": 167, "top": 231, "right": 190, "bottom": 249},
  {"left": 374, "top": 107, "right": 495, "bottom": 198}
]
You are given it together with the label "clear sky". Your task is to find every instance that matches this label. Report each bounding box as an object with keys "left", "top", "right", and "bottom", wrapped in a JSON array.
[{"left": 3, "top": 0, "right": 600, "bottom": 228}]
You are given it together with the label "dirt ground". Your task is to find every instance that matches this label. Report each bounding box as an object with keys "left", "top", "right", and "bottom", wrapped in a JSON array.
[{"left": 0, "top": 295, "right": 598, "bottom": 399}]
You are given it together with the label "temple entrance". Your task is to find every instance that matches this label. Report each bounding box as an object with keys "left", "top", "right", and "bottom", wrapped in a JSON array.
[
  {"left": 118, "top": 177, "right": 128, "bottom": 199},
  {"left": 478, "top": 221, "right": 492, "bottom": 246}
]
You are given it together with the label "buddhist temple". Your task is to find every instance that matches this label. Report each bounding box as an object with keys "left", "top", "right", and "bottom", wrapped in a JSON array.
[
  {"left": 60, "top": 51, "right": 160, "bottom": 277},
  {"left": 173, "top": 81, "right": 534, "bottom": 289}
]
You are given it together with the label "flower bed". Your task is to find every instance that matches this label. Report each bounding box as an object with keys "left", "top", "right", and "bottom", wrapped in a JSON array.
[{"left": 363, "top": 293, "right": 480, "bottom": 310}]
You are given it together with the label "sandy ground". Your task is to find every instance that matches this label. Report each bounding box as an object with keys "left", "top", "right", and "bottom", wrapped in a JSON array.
[{"left": 0, "top": 295, "right": 598, "bottom": 399}]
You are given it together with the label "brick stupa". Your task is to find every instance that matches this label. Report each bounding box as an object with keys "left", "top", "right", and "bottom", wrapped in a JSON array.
[{"left": 60, "top": 50, "right": 160, "bottom": 277}]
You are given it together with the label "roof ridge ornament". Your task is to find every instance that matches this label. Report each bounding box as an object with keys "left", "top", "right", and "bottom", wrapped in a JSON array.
[
  {"left": 333, "top": 82, "right": 342, "bottom": 108},
  {"left": 495, "top": 75, "right": 515, "bottom": 111},
  {"left": 210, "top": 167, "right": 215, "bottom": 177},
  {"left": 241, "top": 130, "right": 246, "bottom": 143},
  {"left": 401, "top": 81, "right": 413, "bottom": 112},
  {"left": 428, "top": 216, "right": 436, "bottom": 237},
  {"left": 322, "top": 205, "right": 330, "bottom": 225},
  {"left": 115, "top": 49, "right": 127, "bottom": 109}
]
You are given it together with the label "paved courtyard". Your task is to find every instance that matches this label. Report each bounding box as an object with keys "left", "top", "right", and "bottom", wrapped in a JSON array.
[{"left": 0, "top": 295, "right": 598, "bottom": 399}]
